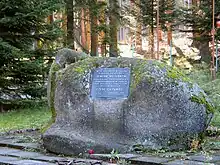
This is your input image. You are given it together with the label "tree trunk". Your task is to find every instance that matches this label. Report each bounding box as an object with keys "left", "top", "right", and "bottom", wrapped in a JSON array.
[
  {"left": 148, "top": 25, "right": 154, "bottom": 59},
  {"left": 81, "top": 8, "right": 86, "bottom": 48},
  {"left": 90, "top": 6, "right": 98, "bottom": 56},
  {"left": 148, "top": 0, "right": 154, "bottom": 59},
  {"left": 192, "top": 0, "right": 200, "bottom": 48},
  {"left": 100, "top": 6, "right": 106, "bottom": 56},
  {"left": 191, "top": 0, "right": 210, "bottom": 62},
  {"left": 167, "top": 25, "right": 172, "bottom": 45},
  {"left": 109, "top": 0, "right": 119, "bottom": 57},
  {"left": 85, "top": 9, "right": 91, "bottom": 51},
  {"left": 66, "top": 0, "right": 74, "bottom": 49},
  {"left": 136, "top": 0, "right": 142, "bottom": 54},
  {"left": 48, "top": 14, "right": 54, "bottom": 24}
]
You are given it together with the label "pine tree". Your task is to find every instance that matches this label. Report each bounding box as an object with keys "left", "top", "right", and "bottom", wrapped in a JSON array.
[
  {"left": 138, "top": 0, "right": 176, "bottom": 57},
  {"left": 0, "top": 0, "right": 63, "bottom": 103},
  {"left": 90, "top": 0, "right": 99, "bottom": 56},
  {"left": 73, "top": 0, "right": 107, "bottom": 56},
  {"left": 109, "top": 0, "right": 120, "bottom": 57},
  {"left": 66, "top": 0, "right": 75, "bottom": 49},
  {"left": 178, "top": 0, "right": 220, "bottom": 61}
]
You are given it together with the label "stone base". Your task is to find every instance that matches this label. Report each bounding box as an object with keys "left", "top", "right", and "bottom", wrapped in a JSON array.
[
  {"left": 43, "top": 124, "right": 198, "bottom": 155},
  {"left": 42, "top": 124, "right": 129, "bottom": 155}
]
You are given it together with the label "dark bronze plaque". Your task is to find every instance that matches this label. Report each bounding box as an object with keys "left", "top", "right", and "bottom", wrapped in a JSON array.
[{"left": 90, "top": 68, "right": 130, "bottom": 99}]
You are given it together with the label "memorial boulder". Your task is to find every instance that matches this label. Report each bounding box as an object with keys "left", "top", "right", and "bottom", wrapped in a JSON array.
[{"left": 43, "top": 49, "right": 214, "bottom": 155}]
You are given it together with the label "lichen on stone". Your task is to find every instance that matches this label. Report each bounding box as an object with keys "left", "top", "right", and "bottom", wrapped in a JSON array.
[
  {"left": 130, "top": 59, "right": 155, "bottom": 92},
  {"left": 43, "top": 56, "right": 212, "bottom": 155},
  {"left": 48, "top": 62, "right": 60, "bottom": 120},
  {"left": 190, "top": 93, "right": 215, "bottom": 114},
  {"left": 41, "top": 61, "right": 61, "bottom": 133},
  {"left": 47, "top": 49, "right": 90, "bottom": 129}
]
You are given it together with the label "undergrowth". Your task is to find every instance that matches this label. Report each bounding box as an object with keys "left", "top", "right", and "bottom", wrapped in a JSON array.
[
  {"left": 188, "top": 63, "right": 220, "bottom": 127},
  {"left": 0, "top": 106, "right": 51, "bottom": 132}
]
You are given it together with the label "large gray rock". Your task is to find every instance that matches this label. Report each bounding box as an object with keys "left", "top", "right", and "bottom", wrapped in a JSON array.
[{"left": 43, "top": 55, "right": 214, "bottom": 155}]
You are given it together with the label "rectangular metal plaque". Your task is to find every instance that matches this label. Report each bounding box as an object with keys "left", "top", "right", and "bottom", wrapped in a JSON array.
[{"left": 90, "top": 68, "right": 131, "bottom": 99}]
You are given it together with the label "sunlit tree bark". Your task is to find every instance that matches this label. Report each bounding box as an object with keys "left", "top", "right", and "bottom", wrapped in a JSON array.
[{"left": 66, "top": 0, "right": 75, "bottom": 49}]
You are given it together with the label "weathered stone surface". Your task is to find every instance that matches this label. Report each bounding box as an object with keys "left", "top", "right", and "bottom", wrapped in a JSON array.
[
  {"left": 188, "top": 154, "right": 220, "bottom": 163},
  {"left": 89, "top": 153, "right": 140, "bottom": 161},
  {"left": 0, "top": 156, "right": 55, "bottom": 165},
  {"left": 43, "top": 56, "right": 213, "bottom": 155},
  {"left": 56, "top": 158, "right": 117, "bottom": 165},
  {"left": 129, "top": 156, "right": 171, "bottom": 164},
  {"left": 0, "top": 141, "right": 41, "bottom": 151},
  {"left": 14, "top": 159, "right": 55, "bottom": 165},
  {"left": 55, "top": 48, "right": 88, "bottom": 68},
  {"left": 0, "top": 147, "right": 21, "bottom": 155},
  {"left": 0, "top": 147, "right": 68, "bottom": 163},
  {"left": 0, "top": 155, "right": 19, "bottom": 162},
  {"left": 34, "top": 155, "right": 68, "bottom": 163},
  {"left": 164, "top": 160, "right": 213, "bottom": 165},
  {"left": 0, "top": 149, "right": 42, "bottom": 158}
]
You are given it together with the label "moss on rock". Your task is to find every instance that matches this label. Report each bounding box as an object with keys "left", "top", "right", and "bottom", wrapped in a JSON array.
[
  {"left": 44, "top": 56, "right": 212, "bottom": 154},
  {"left": 48, "top": 61, "right": 60, "bottom": 122},
  {"left": 54, "top": 57, "right": 198, "bottom": 96},
  {"left": 190, "top": 93, "right": 215, "bottom": 114},
  {"left": 47, "top": 49, "right": 90, "bottom": 129}
]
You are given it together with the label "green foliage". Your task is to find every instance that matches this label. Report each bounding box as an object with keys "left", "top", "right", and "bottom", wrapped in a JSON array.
[
  {"left": 0, "top": 0, "right": 64, "bottom": 102},
  {"left": 73, "top": 0, "right": 120, "bottom": 56},
  {"left": 139, "top": 0, "right": 176, "bottom": 28},
  {"left": 109, "top": 149, "right": 131, "bottom": 164},
  {"left": 188, "top": 66, "right": 220, "bottom": 111},
  {"left": 190, "top": 93, "right": 215, "bottom": 114},
  {"left": 178, "top": 0, "right": 220, "bottom": 42},
  {"left": 2, "top": 99, "right": 47, "bottom": 109},
  {"left": 0, "top": 106, "right": 51, "bottom": 132},
  {"left": 188, "top": 65, "right": 220, "bottom": 126},
  {"left": 166, "top": 66, "right": 190, "bottom": 82}
]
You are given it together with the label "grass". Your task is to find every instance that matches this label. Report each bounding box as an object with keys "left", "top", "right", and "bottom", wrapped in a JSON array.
[{"left": 0, "top": 106, "right": 51, "bottom": 132}]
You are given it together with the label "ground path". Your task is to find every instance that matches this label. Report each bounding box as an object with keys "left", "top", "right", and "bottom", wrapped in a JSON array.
[{"left": 1, "top": 131, "right": 220, "bottom": 164}]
